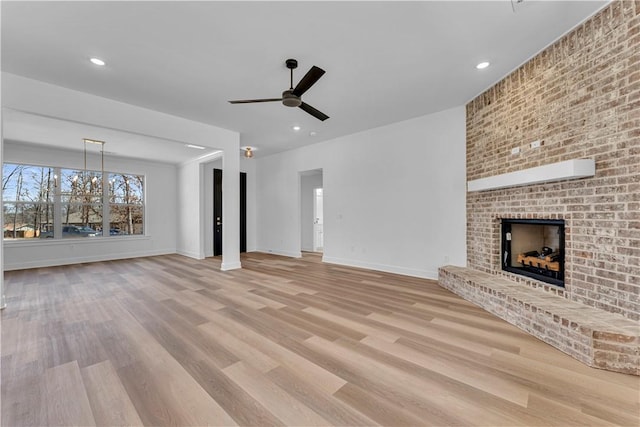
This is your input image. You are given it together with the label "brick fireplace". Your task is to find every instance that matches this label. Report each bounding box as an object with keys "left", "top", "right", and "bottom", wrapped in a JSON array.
[
  {"left": 500, "top": 217, "right": 565, "bottom": 287},
  {"left": 440, "top": 0, "right": 639, "bottom": 374},
  {"left": 489, "top": 214, "right": 569, "bottom": 294}
]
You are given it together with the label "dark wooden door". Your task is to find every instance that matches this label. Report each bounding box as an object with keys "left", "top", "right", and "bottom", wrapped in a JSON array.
[
  {"left": 213, "top": 169, "right": 223, "bottom": 256},
  {"left": 213, "top": 169, "right": 247, "bottom": 256},
  {"left": 240, "top": 172, "right": 247, "bottom": 253}
]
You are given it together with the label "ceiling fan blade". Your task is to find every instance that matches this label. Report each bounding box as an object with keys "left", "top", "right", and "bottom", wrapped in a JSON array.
[
  {"left": 292, "top": 66, "right": 325, "bottom": 97},
  {"left": 228, "top": 98, "right": 282, "bottom": 104},
  {"left": 299, "top": 102, "right": 329, "bottom": 121}
]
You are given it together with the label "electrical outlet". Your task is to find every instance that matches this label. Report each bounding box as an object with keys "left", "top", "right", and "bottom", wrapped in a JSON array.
[
  {"left": 511, "top": 147, "right": 521, "bottom": 155},
  {"left": 530, "top": 140, "right": 542, "bottom": 149}
]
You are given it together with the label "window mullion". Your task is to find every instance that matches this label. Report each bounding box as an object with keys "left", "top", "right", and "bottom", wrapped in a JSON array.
[
  {"left": 54, "top": 167, "right": 62, "bottom": 239},
  {"left": 102, "top": 172, "right": 109, "bottom": 236}
]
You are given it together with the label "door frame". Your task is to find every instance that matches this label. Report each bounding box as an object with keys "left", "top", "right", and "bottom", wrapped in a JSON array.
[
  {"left": 299, "top": 169, "right": 323, "bottom": 254},
  {"left": 313, "top": 187, "right": 323, "bottom": 252}
]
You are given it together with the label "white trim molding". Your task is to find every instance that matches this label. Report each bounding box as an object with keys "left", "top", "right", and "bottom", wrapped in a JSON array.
[
  {"left": 221, "top": 261, "right": 242, "bottom": 271},
  {"left": 467, "top": 158, "right": 595, "bottom": 192},
  {"left": 322, "top": 256, "right": 439, "bottom": 280},
  {"left": 255, "top": 249, "right": 302, "bottom": 258},
  {"left": 3, "top": 248, "right": 175, "bottom": 271}
]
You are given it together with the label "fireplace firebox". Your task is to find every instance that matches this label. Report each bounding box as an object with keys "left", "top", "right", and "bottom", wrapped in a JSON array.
[{"left": 501, "top": 218, "right": 565, "bottom": 287}]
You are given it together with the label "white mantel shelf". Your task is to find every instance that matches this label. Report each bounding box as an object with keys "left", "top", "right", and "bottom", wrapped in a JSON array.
[{"left": 467, "top": 159, "right": 595, "bottom": 192}]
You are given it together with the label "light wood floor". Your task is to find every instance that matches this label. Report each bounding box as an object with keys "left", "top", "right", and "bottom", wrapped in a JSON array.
[{"left": 2, "top": 252, "right": 638, "bottom": 426}]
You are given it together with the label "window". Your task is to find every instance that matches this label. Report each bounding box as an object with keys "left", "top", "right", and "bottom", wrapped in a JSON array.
[
  {"left": 61, "top": 168, "right": 103, "bottom": 235},
  {"left": 109, "top": 173, "right": 144, "bottom": 235},
  {"left": 2, "top": 162, "right": 144, "bottom": 240},
  {"left": 3, "top": 164, "right": 55, "bottom": 239}
]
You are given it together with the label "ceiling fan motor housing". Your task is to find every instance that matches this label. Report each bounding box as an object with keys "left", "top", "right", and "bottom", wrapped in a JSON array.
[{"left": 282, "top": 90, "right": 302, "bottom": 107}]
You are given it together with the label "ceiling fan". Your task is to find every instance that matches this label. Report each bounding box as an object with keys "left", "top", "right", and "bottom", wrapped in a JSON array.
[{"left": 229, "top": 59, "right": 329, "bottom": 121}]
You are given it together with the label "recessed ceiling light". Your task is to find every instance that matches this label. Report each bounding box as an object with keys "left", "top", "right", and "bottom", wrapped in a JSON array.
[
  {"left": 292, "top": 125, "right": 301, "bottom": 131},
  {"left": 476, "top": 61, "right": 490, "bottom": 70},
  {"left": 309, "top": 131, "right": 317, "bottom": 137},
  {"left": 185, "top": 144, "right": 206, "bottom": 150},
  {"left": 90, "top": 57, "right": 106, "bottom": 66}
]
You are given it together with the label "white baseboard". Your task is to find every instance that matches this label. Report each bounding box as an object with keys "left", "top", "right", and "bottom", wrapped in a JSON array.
[
  {"left": 321, "top": 256, "right": 438, "bottom": 280},
  {"left": 4, "top": 248, "right": 176, "bottom": 271},
  {"left": 221, "top": 261, "right": 242, "bottom": 271},
  {"left": 176, "top": 249, "right": 203, "bottom": 259},
  {"left": 255, "top": 248, "right": 302, "bottom": 258}
]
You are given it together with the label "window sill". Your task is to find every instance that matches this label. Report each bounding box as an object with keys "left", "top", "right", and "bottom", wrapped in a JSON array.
[{"left": 3, "top": 235, "right": 151, "bottom": 247}]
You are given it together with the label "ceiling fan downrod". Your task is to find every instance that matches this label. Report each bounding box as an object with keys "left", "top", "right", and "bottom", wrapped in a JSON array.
[{"left": 286, "top": 58, "right": 298, "bottom": 89}]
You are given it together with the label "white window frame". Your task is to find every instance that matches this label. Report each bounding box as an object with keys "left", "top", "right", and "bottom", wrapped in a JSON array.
[{"left": 3, "top": 162, "right": 145, "bottom": 241}]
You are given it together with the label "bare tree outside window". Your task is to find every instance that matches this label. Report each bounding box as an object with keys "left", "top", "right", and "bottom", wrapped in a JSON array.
[
  {"left": 109, "top": 173, "right": 144, "bottom": 235},
  {"left": 2, "top": 164, "right": 55, "bottom": 239},
  {"left": 60, "top": 168, "right": 103, "bottom": 235}
]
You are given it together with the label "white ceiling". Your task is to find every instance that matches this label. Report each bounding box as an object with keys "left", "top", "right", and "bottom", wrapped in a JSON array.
[{"left": 1, "top": 1, "right": 609, "bottom": 162}]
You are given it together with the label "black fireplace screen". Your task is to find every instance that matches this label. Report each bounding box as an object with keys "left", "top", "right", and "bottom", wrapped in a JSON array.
[{"left": 501, "top": 218, "right": 565, "bottom": 287}]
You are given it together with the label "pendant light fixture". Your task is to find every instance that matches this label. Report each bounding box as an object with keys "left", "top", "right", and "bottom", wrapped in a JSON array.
[
  {"left": 78, "top": 138, "right": 105, "bottom": 191},
  {"left": 240, "top": 146, "right": 257, "bottom": 159}
]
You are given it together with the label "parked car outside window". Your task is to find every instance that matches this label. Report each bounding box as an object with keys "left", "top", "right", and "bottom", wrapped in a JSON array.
[{"left": 40, "top": 225, "right": 99, "bottom": 238}]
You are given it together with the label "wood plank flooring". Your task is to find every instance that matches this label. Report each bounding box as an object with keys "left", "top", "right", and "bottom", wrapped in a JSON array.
[{"left": 2, "top": 252, "right": 639, "bottom": 426}]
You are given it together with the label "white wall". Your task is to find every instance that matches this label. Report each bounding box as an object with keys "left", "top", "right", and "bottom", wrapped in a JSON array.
[
  {"left": 3, "top": 141, "right": 177, "bottom": 269},
  {"left": 0, "top": 73, "right": 4, "bottom": 307},
  {"left": 203, "top": 156, "right": 257, "bottom": 257},
  {"left": 300, "top": 172, "right": 323, "bottom": 252},
  {"left": 2, "top": 73, "right": 242, "bottom": 270},
  {"left": 256, "top": 106, "right": 467, "bottom": 279},
  {"left": 176, "top": 157, "right": 203, "bottom": 259}
]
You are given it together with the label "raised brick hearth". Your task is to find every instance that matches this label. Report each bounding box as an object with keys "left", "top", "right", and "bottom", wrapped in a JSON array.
[
  {"left": 447, "top": 0, "right": 640, "bottom": 375},
  {"left": 439, "top": 266, "right": 639, "bottom": 375}
]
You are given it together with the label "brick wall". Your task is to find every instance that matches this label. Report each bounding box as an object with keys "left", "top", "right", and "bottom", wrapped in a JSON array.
[{"left": 466, "top": 0, "right": 639, "bottom": 321}]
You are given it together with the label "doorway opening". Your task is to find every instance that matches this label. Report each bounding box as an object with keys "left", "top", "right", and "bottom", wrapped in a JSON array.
[
  {"left": 300, "top": 169, "right": 323, "bottom": 253},
  {"left": 313, "top": 188, "right": 323, "bottom": 252}
]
